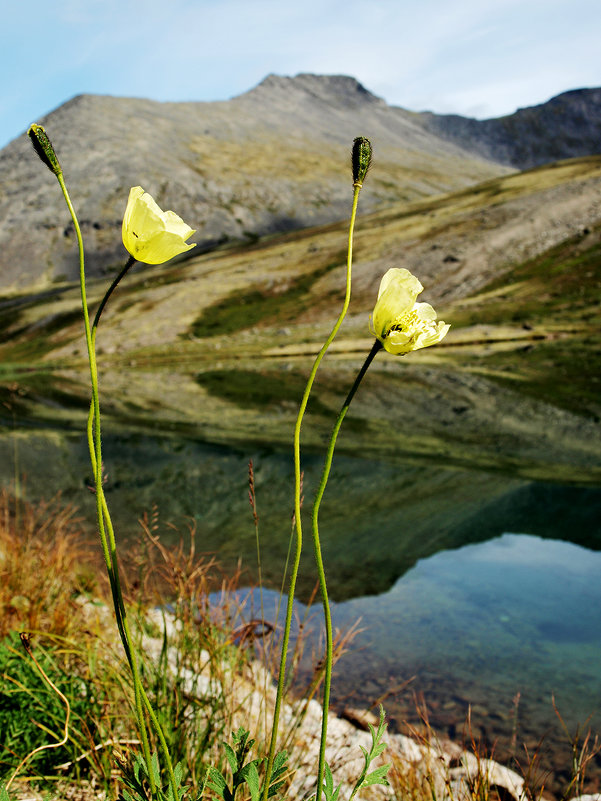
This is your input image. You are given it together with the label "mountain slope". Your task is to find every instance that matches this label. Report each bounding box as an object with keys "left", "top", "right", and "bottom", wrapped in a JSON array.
[
  {"left": 0, "top": 74, "right": 508, "bottom": 292},
  {"left": 1, "top": 155, "right": 599, "bottom": 481},
  {"left": 417, "top": 87, "right": 601, "bottom": 169},
  {"left": 1, "top": 74, "right": 600, "bottom": 293}
]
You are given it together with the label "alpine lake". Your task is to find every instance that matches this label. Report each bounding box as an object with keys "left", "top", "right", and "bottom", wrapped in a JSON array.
[
  {"left": 1, "top": 222, "right": 601, "bottom": 793},
  {"left": 1, "top": 342, "right": 600, "bottom": 794}
]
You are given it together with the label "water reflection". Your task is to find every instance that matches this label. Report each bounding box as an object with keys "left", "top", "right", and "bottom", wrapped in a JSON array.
[
  {"left": 326, "top": 534, "right": 601, "bottom": 778},
  {"left": 1, "top": 429, "right": 601, "bottom": 602},
  {"left": 2, "top": 423, "right": 601, "bottom": 786},
  {"left": 233, "top": 533, "right": 601, "bottom": 789},
  {"left": 331, "top": 533, "right": 601, "bottom": 701}
]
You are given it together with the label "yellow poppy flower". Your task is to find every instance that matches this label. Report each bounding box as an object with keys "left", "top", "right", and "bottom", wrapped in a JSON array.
[
  {"left": 370, "top": 268, "right": 450, "bottom": 354},
  {"left": 122, "top": 186, "right": 196, "bottom": 264}
]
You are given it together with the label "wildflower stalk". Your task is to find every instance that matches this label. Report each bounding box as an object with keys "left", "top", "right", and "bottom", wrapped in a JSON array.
[
  {"left": 27, "top": 131, "right": 188, "bottom": 796},
  {"left": 88, "top": 283, "right": 182, "bottom": 798},
  {"left": 86, "top": 251, "right": 136, "bottom": 586},
  {"left": 53, "top": 171, "right": 159, "bottom": 798},
  {"left": 86, "top": 393, "right": 178, "bottom": 799},
  {"left": 311, "top": 339, "right": 382, "bottom": 799},
  {"left": 310, "top": 262, "right": 449, "bottom": 798},
  {"left": 51, "top": 166, "right": 181, "bottom": 801},
  {"left": 56, "top": 175, "right": 195, "bottom": 801},
  {"left": 263, "top": 138, "right": 371, "bottom": 801}
]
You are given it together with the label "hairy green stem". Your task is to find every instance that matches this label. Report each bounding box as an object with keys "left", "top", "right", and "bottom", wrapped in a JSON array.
[
  {"left": 90, "top": 285, "right": 180, "bottom": 797},
  {"left": 262, "top": 182, "right": 364, "bottom": 801},
  {"left": 56, "top": 176, "right": 167, "bottom": 797},
  {"left": 312, "top": 339, "right": 382, "bottom": 799}
]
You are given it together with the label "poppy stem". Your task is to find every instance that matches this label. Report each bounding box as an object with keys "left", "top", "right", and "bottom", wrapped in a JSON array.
[
  {"left": 312, "top": 338, "right": 382, "bottom": 800},
  {"left": 262, "top": 179, "right": 364, "bottom": 801},
  {"left": 55, "top": 173, "right": 180, "bottom": 801},
  {"left": 92, "top": 254, "right": 136, "bottom": 330}
]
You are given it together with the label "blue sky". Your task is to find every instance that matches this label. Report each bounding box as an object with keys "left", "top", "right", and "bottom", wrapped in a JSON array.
[{"left": 2, "top": 0, "right": 600, "bottom": 150}]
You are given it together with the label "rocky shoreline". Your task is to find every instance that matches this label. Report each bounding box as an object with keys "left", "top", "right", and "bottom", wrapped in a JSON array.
[{"left": 6, "top": 599, "right": 599, "bottom": 801}]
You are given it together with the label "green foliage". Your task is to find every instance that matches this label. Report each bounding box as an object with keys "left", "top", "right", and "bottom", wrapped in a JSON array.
[
  {"left": 321, "top": 765, "right": 341, "bottom": 801},
  {"left": 349, "top": 706, "right": 390, "bottom": 800},
  {"left": 189, "top": 258, "right": 344, "bottom": 338},
  {"left": 196, "top": 368, "right": 331, "bottom": 415},
  {"left": 264, "top": 751, "right": 288, "bottom": 800},
  {"left": 317, "top": 707, "right": 390, "bottom": 801},
  {"left": 446, "top": 225, "right": 601, "bottom": 420},
  {"left": 117, "top": 752, "right": 188, "bottom": 801},
  {"left": 207, "top": 728, "right": 259, "bottom": 801},
  {"left": 142, "top": 613, "right": 234, "bottom": 792},
  {"left": 206, "top": 729, "right": 287, "bottom": 801},
  {"left": 0, "top": 633, "right": 110, "bottom": 781}
]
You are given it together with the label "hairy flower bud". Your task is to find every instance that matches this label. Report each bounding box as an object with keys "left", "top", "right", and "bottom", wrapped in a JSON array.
[
  {"left": 351, "top": 136, "right": 372, "bottom": 185},
  {"left": 28, "top": 124, "right": 62, "bottom": 177}
]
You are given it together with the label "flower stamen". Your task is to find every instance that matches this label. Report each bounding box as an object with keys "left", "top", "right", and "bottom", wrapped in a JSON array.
[{"left": 370, "top": 268, "right": 449, "bottom": 354}]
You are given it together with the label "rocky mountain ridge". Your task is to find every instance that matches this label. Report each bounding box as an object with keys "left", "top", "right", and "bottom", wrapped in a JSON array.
[
  {"left": 0, "top": 73, "right": 600, "bottom": 293},
  {"left": 0, "top": 74, "right": 507, "bottom": 292},
  {"left": 417, "top": 87, "right": 601, "bottom": 169}
]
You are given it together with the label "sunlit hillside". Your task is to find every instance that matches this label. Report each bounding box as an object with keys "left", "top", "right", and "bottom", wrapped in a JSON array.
[{"left": 0, "top": 155, "right": 599, "bottom": 487}]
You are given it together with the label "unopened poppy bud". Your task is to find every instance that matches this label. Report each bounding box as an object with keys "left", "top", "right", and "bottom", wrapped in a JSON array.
[
  {"left": 351, "top": 136, "right": 372, "bottom": 186},
  {"left": 28, "top": 124, "right": 62, "bottom": 177}
]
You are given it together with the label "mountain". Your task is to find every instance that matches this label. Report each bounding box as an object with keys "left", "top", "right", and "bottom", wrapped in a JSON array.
[
  {"left": 0, "top": 74, "right": 508, "bottom": 292},
  {"left": 1, "top": 74, "right": 600, "bottom": 294},
  {"left": 416, "top": 88, "right": 601, "bottom": 169}
]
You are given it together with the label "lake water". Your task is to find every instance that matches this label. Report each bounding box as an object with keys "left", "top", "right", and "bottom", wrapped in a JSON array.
[
  {"left": 325, "top": 532, "right": 601, "bottom": 781},
  {"left": 230, "top": 527, "right": 601, "bottom": 794},
  {"left": 2, "top": 427, "right": 601, "bottom": 790}
]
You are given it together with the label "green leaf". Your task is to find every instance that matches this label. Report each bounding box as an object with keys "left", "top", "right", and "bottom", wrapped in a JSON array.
[
  {"left": 232, "top": 727, "right": 253, "bottom": 755},
  {"left": 241, "top": 761, "right": 260, "bottom": 801},
  {"left": 224, "top": 743, "right": 238, "bottom": 775},
  {"left": 267, "top": 749, "right": 289, "bottom": 796},
  {"left": 207, "top": 766, "right": 228, "bottom": 800},
  {"left": 348, "top": 706, "right": 390, "bottom": 801},
  {"left": 361, "top": 765, "right": 390, "bottom": 788},
  {"left": 322, "top": 763, "right": 340, "bottom": 801},
  {"left": 272, "top": 749, "right": 288, "bottom": 777},
  {"left": 150, "top": 752, "right": 161, "bottom": 786},
  {"left": 370, "top": 743, "right": 387, "bottom": 760},
  {"left": 324, "top": 764, "right": 334, "bottom": 797},
  {"left": 267, "top": 781, "right": 286, "bottom": 799}
]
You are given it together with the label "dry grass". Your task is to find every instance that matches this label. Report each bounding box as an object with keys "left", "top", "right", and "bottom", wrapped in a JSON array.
[{"left": 0, "top": 490, "right": 101, "bottom": 638}]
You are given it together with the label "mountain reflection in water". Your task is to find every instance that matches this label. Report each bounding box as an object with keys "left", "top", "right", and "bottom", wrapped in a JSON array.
[
  {"left": 2, "top": 430, "right": 600, "bottom": 601},
  {"left": 2, "top": 426, "right": 601, "bottom": 788},
  {"left": 232, "top": 532, "right": 601, "bottom": 792}
]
